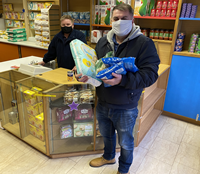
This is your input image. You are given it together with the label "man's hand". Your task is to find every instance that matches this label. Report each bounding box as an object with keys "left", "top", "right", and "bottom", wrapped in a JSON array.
[
  {"left": 38, "top": 61, "right": 45, "bottom": 66},
  {"left": 102, "top": 73, "right": 122, "bottom": 86},
  {"left": 72, "top": 66, "right": 89, "bottom": 83}
]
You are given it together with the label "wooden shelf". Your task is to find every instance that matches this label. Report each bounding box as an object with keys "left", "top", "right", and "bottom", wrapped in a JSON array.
[
  {"left": 180, "top": 18, "right": 200, "bottom": 21},
  {"left": 139, "top": 109, "right": 162, "bottom": 143},
  {"left": 173, "top": 50, "right": 200, "bottom": 58},
  {"left": 28, "top": 10, "right": 41, "bottom": 12},
  {"left": 23, "top": 134, "right": 46, "bottom": 154},
  {"left": 142, "top": 88, "right": 165, "bottom": 116},
  {"left": 3, "top": 123, "right": 21, "bottom": 138},
  {"left": 152, "top": 39, "right": 172, "bottom": 44},
  {"left": 5, "top": 19, "right": 24, "bottom": 21},
  {"left": 134, "top": 16, "right": 176, "bottom": 20},
  {"left": 92, "top": 24, "right": 112, "bottom": 28},
  {"left": 158, "top": 64, "right": 170, "bottom": 76}
]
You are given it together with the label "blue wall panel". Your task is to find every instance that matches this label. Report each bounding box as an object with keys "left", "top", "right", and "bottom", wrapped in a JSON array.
[{"left": 164, "top": 55, "right": 200, "bottom": 119}]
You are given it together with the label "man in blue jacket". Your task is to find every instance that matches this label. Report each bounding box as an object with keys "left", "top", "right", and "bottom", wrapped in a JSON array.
[
  {"left": 75, "top": 3, "right": 160, "bottom": 174},
  {"left": 38, "top": 15, "right": 86, "bottom": 69}
]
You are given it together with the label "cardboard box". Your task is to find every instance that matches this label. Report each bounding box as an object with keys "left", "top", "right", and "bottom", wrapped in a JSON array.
[{"left": 101, "top": 5, "right": 111, "bottom": 25}]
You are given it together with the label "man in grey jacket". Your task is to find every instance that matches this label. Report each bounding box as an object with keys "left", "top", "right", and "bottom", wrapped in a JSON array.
[{"left": 76, "top": 3, "right": 160, "bottom": 174}]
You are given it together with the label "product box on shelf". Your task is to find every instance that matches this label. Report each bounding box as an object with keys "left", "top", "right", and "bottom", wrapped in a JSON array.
[
  {"left": 5, "top": 12, "right": 12, "bottom": 19},
  {"left": 75, "top": 105, "right": 93, "bottom": 120},
  {"left": 101, "top": 5, "right": 111, "bottom": 25},
  {"left": 36, "top": 128, "right": 45, "bottom": 141},
  {"left": 56, "top": 106, "right": 73, "bottom": 123},
  {"left": 134, "top": 0, "right": 155, "bottom": 16},
  {"left": 28, "top": 2, "right": 38, "bottom": 10},
  {"left": 35, "top": 113, "right": 44, "bottom": 131},
  {"left": 100, "top": 0, "right": 109, "bottom": 5},
  {"left": 26, "top": 103, "right": 39, "bottom": 116},
  {"left": 29, "top": 124, "right": 37, "bottom": 136},
  {"left": 3, "top": 4, "right": 13, "bottom": 11},
  {"left": 28, "top": 114, "right": 36, "bottom": 126},
  {"left": 23, "top": 90, "right": 37, "bottom": 105},
  {"left": 73, "top": 122, "right": 93, "bottom": 137},
  {"left": 37, "top": 3, "right": 45, "bottom": 10},
  {"left": 94, "top": 5, "right": 100, "bottom": 24},
  {"left": 6, "top": 20, "right": 14, "bottom": 27},
  {"left": 60, "top": 124, "right": 73, "bottom": 139},
  {"left": 11, "top": 12, "right": 18, "bottom": 19}
]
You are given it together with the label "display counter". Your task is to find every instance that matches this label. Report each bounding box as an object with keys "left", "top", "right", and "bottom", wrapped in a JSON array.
[{"left": 0, "top": 39, "right": 48, "bottom": 61}]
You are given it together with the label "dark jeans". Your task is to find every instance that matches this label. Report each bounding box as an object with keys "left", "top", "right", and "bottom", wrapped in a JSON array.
[{"left": 96, "top": 102, "right": 138, "bottom": 173}]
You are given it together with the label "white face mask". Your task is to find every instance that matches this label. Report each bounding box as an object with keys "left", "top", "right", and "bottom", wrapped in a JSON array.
[{"left": 112, "top": 20, "right": 133, "bottom": 37}]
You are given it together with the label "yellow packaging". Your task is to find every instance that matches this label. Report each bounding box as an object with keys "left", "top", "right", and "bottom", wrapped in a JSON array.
[
  {"left": 36, "top": 128, "right": 45, "bottom": 141},
  {"left": 31, "top": 87, "right": 43, "bottom": 102},
  {"left": 5, "top": 12, "right": 12, "bottom": 19},
  {"left": 38, "top": 102, "right": 43, "bottom": 113},
  {"left": 26, "top": 103, "right": 39, "bottom": 116},
  {"left": 4, "top": 4, "right": 13, "bottom": 11},
  {"left": 35, "top": 113, "right": 44, "bottom": 130},
  {"left": 37, "top": 3, "right": 45, "bottom": 10},
  {"left": 29, "top": 124, "right": 37, "bottom": 137},
  {"left": 44, "top": 2, "right": 54, "bottom": 9},
  {"left": 28, "top": 114, "right": 36, "bottom": 126},
  {"left": 23, "top": 90, "right": 37, "bottom": 105}
]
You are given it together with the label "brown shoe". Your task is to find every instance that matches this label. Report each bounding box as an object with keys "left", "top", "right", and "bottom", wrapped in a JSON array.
[
  {"left": 89, "top": 156, "right": 116, "bottom": 167},
  {"left": 117, "top": 171, "right": 130, "bottom": 174}
]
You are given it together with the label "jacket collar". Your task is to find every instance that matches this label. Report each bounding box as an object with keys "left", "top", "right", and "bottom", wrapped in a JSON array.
[{"left": 107, "top": 23, "right": 143, "bottom": 51}]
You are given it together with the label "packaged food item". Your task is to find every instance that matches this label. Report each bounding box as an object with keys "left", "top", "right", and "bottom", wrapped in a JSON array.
[
  {"left": 166, "top": 9, "right": 171, "bottom": 17},
  {"left": 37, "top": 3, "right": 45, "bottom": 10},
  {"left": 171, "top": 9, "right": 177, "bottom": 18},
  {"left": 156, "top": 9, "right": 161, "bottom": 17},
  {"left": 162, "top": 1, "right": 168, "bottom": 10},
  {"left": 149, "top": 29, "right": 154, "bottom": 39},
  {"left": 91, "top": 30, "right": 102, "bottom": 43},
  {"left": 23, "top": 90, "right": 37, "bottom": 105},
  {"left": 195, "top": 38, "right": 200, "bottom": 54},
  {"left": 159, "top": 29, "right": 164, "bottom": 40},
  {"left": 67, "top": 70, "right": 74, "bottom": 82},
  {"left": 174, "top": 45, "right": 182, "bottom": 52},
  {"left": 70, "top": 39, "right": 102, "bottom": 87},
  {"left": 6, "top": 20, "right": 14, "bottom": 27},
  {"left": 13, "top": 20, "right": 21, "bottom": 28},
  {"left": 38, "top": 102, "right": 43, "bottom": 113},
  {"left": 26, "top": 103, "right": 39, "bottom": 116},
  {"left": 177, "top": 32, "right": 185, "bottom": 39},
  {"left": 5, "top": 12, "right": 12, "bottom": 19},
  {"left": 11, "top": 12, "right": 18, "bottom": 19},
  {"left": 56, "top": 107, "right": 73, "bottom": 122},
  {"left": 28, "top": 114, "right": 36, "bottom": 126},
  {"left": 18, "top": 12, "right": 24, "bottom": 20},
  {"left": 74, "top": 122, "right": 93, "bottom": 137},
  {"left": 167, "top": 1, "right": 173, "bottom": 10},
  {"left": 75, "top": 105, "right": 93, "bottom": 120},
  {"left": 28, "top": 2, "right": 38, "bottom": 10},
  {"left": 154, "top": 29, "right": 159, "bottom": 39},
  {"left": 60, "top": 125, "right": 72, "bottom": 139},
  {"left": 169, "top": 30, "right": 174, "bottom": 40},
  {"left": 150, "top": 9, "right": 156, "bottom": 17},
  {"left": 35, "top": 113, "right": 44, "bottom": 131},
  {"left": 44, "top": 2, "right": 54, "bottom": 9},
  {"left": 31, "top": 87, "right": 43, "bottom": 102},
  {"left": 100, "top": 0, "right": 109, "bottom": 5},
  {"left": 176, "top": 39, "right": 184, "bottom": 46},
  {"left": 36, "top": 128, "right": 45, "bottom": 141},
  {"left": 4, "top": 4, "right": 13, "bottom": 11},
  {"left": 64, "top": 89, "right": 79, "bottom": 104},
  {"left": 94, "top": 5, "right": 100, "bottom": 24},
  {"left": 29, "top": 124, "right": 37, "bottom": 136},
  {"left": 160, "top": 9, "right": 166, "bottom": 17},
  {"left": 163, "top": 30, "right": 169, "bottom": 40},
  {"left": 80, "top": 90, "right": 94, "bottom": 104},
  {"left": 101, "top": 5, "right": 111, "bottom": 25},
  {"left": 72, "top": 12, "right": 80, "bottom": 23},
  {"left": 156, "top": 1, "right": 163, "bottom": 9},
  {"left": 172, "top": 0, "right": 178, "bottom": 10},
  {"left": 190, "top": 5, "right": 198, "bottom": 18}
]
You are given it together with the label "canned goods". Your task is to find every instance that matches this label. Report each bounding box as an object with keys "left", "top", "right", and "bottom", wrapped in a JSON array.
[{"left": 67, "top": 70, "right": 74, "bottom": 82}]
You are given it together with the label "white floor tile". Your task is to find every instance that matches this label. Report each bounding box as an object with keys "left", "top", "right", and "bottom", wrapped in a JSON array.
[
  {"left": 146, "top": 137, "right": 179, "bottom": 165},
  {"left": 158, "top": 122, "right": 185, "bottom": 144},
  {"left": 135, "top": 156, "right": 171, "bottom": 174},
  {"left": 150, "top": 115, "right": 168, "bottom": 133},
  {"left": 174, "top": 142, "right": 200, "bottom": 171},
  {"left": 165, "top": 117, "right": 188, "bottom": 129},
  {"left": 170, "top": 162, "right": 200, "bottom": 174}
]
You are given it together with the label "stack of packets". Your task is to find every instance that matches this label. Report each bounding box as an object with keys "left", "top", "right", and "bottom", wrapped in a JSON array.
[
  {"left": 7, "top": 28, "right": 27, "bottom": 42},
  {"left": 70, "top": 39, "right": 138, "bottom": 87},
  {"left": 23, "top": 87, "right": 45, "bottom": 141},
  {"left": 5, "top": 12, "right": 25, "bottom": 28},
  {"left": 94, "top": 0, "right": 131, "bottom": 25},
  {"left": 0, "top": 30, "right": 8, "bottom": 39},
  {"left": 181, "top": 3, "right": 198, "bottom": 18},
  {"left": 63, "top": 11, "right": 90, "bottom": 24},
  {"left": 73, "top": 122, "right": 93, "bottom": 137},
  {"left": 96, "top": 52, "right": 138, "bottom": 87},
  {"left": 34, "top": 9, "right": 50, "bottom": 48},
  {"left": 174, "top": 32, "right": 185, "bottom": 52},
  {"left": 90, "top": 29, "right": 109, "bottom": 43},
  {"left": 188, "top": 34, "right": 200, "bottom": 53}
]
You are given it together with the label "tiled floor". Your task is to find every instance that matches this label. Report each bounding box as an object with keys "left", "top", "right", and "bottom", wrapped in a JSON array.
[{"left": 0, "top": 115, "right": 200, "bottom": 174}]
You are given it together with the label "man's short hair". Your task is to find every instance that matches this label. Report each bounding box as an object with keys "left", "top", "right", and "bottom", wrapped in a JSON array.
[
  {"left": 60, "top": 15, "right": 74, "bottom": 24},
  {"left": 112, "top": 3, "right": 134, "bottom": 17}
]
